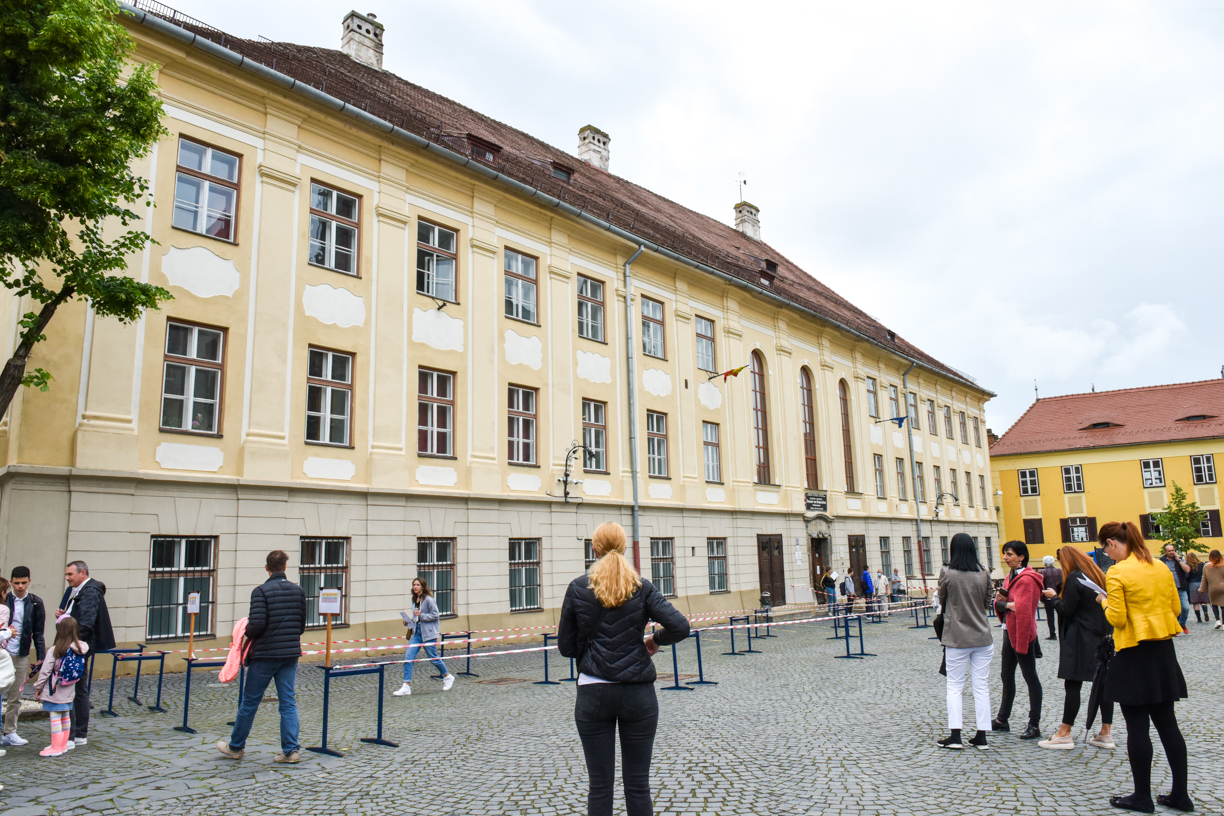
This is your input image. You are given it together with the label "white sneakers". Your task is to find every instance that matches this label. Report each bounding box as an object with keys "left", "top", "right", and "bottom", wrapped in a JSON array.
[
  {"left": 392, "top": 682, "right": 412, "bottom": 697},
  {"left": 443, "top": 674, "right": 455, "bottom": 691},
  {"left": 1089, "top": 732, "right": 1117, "bottom": 749},
  {"left": 1038, "top": 733, "right": 1074, "bottom": 749},
  {"left": 1215, "top": 621, "right": 1223, "bottom": 630},
  {"left": 72, "top": 737, "right": 86, "bottom": 746},
  {"left": 1, "top": 733, "right": 28, "bottom": 747}
]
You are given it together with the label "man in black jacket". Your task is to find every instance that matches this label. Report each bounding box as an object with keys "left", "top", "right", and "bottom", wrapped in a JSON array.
[
  {"left": 3, "top": 566, "right": 46, "bottom": 745},
  {"left": 1040, "top": 555, "right": 1063, "bottom": 640},
  {"left": 218, "top": 550, "right": 306, "bottom": 764},
  {"left": 57, "top": 560, "right": 116, "bottom": 746}
]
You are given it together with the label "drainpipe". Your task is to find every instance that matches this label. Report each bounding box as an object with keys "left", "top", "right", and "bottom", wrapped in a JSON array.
[
  {"left": 624, "top": 246, "right": 646, "bottom": 572},
  {"left": 901, "top": 361, "right": 927, "bottom": 594}
]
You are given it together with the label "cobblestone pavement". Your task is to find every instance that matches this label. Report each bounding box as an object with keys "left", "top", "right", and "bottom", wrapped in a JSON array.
[{"left": 0, "top": 609, "right": 1220, "bottom": 816}]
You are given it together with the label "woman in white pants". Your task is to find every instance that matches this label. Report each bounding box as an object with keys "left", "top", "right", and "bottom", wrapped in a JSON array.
[{"left": 936, "top": 533, "right": 994, "bottom": 750}]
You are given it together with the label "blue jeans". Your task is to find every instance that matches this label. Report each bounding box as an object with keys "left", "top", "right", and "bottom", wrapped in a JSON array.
[
  {"left": 1176, "top": 589, "right": 1189, "bottom": 627},
  {"left": 228, "top": 657, "right": 299, "bottom": 754},
  {"left": 402, "top": 632, "right": 448, "bottom": 682}
]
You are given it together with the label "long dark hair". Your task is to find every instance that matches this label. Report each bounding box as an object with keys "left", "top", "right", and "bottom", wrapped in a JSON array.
[
  {"left": 947, "top": 533, "right": 982, "bottom": 572},
  {"left": 1002, "top": 539, "right": 1029, "bottom": 567},
  {"left": 411, "top": 576, "right": 433, "bottom": 601},
  {"left": 1097, "top": 521, "right": 1151, "bottom": 564},
  {"left": 53, "top": 616, "right": 81, "bottom": 660}
]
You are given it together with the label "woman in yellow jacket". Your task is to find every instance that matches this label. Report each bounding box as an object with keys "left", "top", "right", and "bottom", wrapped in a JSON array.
[{"left": 1097, "top": 521, "right": 1190, "bottom": 814}]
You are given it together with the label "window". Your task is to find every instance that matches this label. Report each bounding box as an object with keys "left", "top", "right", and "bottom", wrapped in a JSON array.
[
  {"left": 417, "top": 538, "right": 455, "bottom": 617},
  {"left": 926, "top": 399, "right": 937, "bottom": 435},
  {"left": 1062, "top": 517, "right": 1092, "bottom": 543},
  {"left": 888, "top": 385, "right": 900, "bottom": 419},
  {"left": 879, "top": 537, "right": 891, "bottom": 577},
  {"left": 958, "top": 412, "right": 968, "bottom": 444},
  {"left": 416, "top": 220, "right": 457, "bottom": 302},
  {"left": 1192, "top": 454, "right": 1216, "bottom": 485},
  {"left": 1023, "top": 518, "right": 1045, "bottom": 545},
  {"left": 508, "top": 385, "right": 537, "bottom": 465},
  {"left": 161, "top": 321, "right": 224, "bottom": 435},
  {"left": 800, "top": 368, "right": 820, "bottom": 489},
  {"left": 943, "top": 406, "right": 954, "bottom": 439},
  {"left": 309, "top": 182, "right": 359, "bottom": 275},
  {"left": 1018, "top": 468, "right": 1040, "bottom": 496},
  {"left": 1200, "top": 513, "right": 1222, "bottom": 538},
  {"left": 980, "top": 475, "right": 988, "bottom": 508},
  {"left": 920, "top": 537, "right": 933, "bottom": 575},
  {"left": 866, "top": 377, "right": 879, "bottom": 418},
  {"left": 902, "top": 536, "right": 914, "bottom": 578},
  {"left": 874, "top": 454, "right": 886, "bottom": 498},
  {"left": 703, "top": 422, "right": 721, "bottom": 482},
  {"left": 577, "top": 276, "right": 605, "bottom": 342},
  {"left": 417, "top": 368, "right": 454, "bottom": 456},
  {"left": 651, "top": 538, "right": 675, "bottom": 597},
  {"left": 972, "top": 416, "right": 982, "bottom": 447},
  {"left": 641, "top": 297, "right": 665, "bottom": 358},
  {"left": 173, "top": 138, "right": 239, "bottom": 242},
  {"left": 301, "top": 537, "right": 348, "bottom": 627},
  {"left": 914, "top": 462, "right": 926, "bottom": 502},
  {"left": 965, "top": 471, "right": 974, "bottom": 507},
  {"left": 950, "top": 469, "right": 959, "bottom": 502},
  {"left": 584, "top": 539, "right": 597, "bottom": 570},
  {"left": 695, "top": 316, "right": 716, "bottom": 372},
  {"left": 907, "top": 392, "right": 920, "bottom": 430},
  {"left": 895, "top": 457, "right": 908, "bottom": 501},
  {"left": 707, "top": 538, "right": 727, "bottom": 593},
  {"left": 986, "top": 537, "right": 993, "bottom": 570},
  {"left": 509, "top": 539, "right": 541, "bottom": 611},
  {"left": 940, "top": 536, "right": 950, "bottom": 566},
  {"left": 1062, "top": 465, "right": 1084, "bottom": 493},
  {"left": 147, "top": 536, "right": 216, "bottom": 640},
  {"left": 647, "top": 411, "right": 668, "bottom": 477},
  {"left": 504, "top": 248, "right": 538, "bottom": 322},
  {"left": 934, "top": 466, "right": 943, "bottom": 500},
  {"left": 839, "top": 380, "right": 856, "bottom": 492},
  {"left": 1141, "top": 459, "right": 1165, "bottom": 488},
  {"left": 306, "top": 348, "right": 352, "bottom": 446},
  {"left": 750, "top": 351, "right": 771, "bottom": 484},
  {"left": 552, "top": 163, "right": 573, "bottom": 182},
  {"left": 582, "top": 399, "right": 607, "bottom": 472}
]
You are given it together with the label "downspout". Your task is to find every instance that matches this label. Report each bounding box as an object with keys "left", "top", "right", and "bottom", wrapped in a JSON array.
[
  {"left": 901, "top": 361, "right": 927, "bottom": 594},
  {"left": 624, "top": 246, "right": 646, "bottom": 572}
]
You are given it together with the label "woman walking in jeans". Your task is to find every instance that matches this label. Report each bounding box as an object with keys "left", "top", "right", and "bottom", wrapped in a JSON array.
[
  {"left": 392, "top": 577, "right": 454, "bottom": 696},
  {"left": 558, "top": 522, "right": 690, "bottom": 816},
  {"left": 936, "top": 533, "right": 993, "bottom": 749}
]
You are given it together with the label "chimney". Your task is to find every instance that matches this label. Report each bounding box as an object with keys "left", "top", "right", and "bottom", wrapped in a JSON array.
[
  {"left": 577, "top": 125, "right": 610, "bottom": 170},
  {"left": 342, "top": 11, "right": 384, "bottom": 70},
  {"left": 734, "top": 201, "right": 760, "bottom": 241},
  {"left": 987, "top": 428, "right": 999, "bottom": 448}
]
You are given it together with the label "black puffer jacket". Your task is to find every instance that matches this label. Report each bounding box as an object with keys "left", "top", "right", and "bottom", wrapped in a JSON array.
[
  {"left": 557, "top": 574, "right": 690, "bottom": 683},
  {"left": 245, "top": 572, "right": 306, "bottom": 661}
]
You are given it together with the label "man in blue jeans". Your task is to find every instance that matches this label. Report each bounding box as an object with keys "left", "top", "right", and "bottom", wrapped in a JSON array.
[
  {"left": 218, "top": 550, "right": 306, "bottom": 763},
  {"left": 1161, "top": 543, "right": 1192, "bottom": 632}
]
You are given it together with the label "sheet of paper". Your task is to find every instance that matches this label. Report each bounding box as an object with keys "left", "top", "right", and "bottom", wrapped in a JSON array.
[{"left": 1079, "top": 574, "right": 1106, "bottom": 597}]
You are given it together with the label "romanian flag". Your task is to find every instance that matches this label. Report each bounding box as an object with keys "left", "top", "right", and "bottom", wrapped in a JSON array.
[{"left": 720, "top": 364, "right": 749, "bottom": 382}]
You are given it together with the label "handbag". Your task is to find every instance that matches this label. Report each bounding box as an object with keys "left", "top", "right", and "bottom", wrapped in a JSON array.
[{"left": 0, "top": 650, "right": 14, "bottom": 694}]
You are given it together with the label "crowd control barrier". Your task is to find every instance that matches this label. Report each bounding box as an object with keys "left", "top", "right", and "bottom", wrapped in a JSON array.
[
  {"left": 536, "top": 633, "right": 561, "bottom": 685},
  {"left": 722, "top": 616, "right": 760, "bottom": 656},
  {"left": 661, "top": 639, "right": 693, "bottom": 692},
  {"left": 307, "top": 664, "right": 398, "bottom": 758},
  {"left": 910, "top": 603, "right": 931, "bottom": 630},
  {"left": 752, "top": 609, "right": 776, "bottom": 638},
  {"left": 101, "top": 646, "right": 167, "bottom": 716},
  {"left": 435, "top": 631, "right": 480, "bottom": 678},
  {"left": 685, "top": 630, "right": 717, "bottom": 686},
  {"left": 834, "top": 615, "right": 877, "bottom": 660},
  {"left": 174, "top": 657, "right": 228, "bottom": 734}
]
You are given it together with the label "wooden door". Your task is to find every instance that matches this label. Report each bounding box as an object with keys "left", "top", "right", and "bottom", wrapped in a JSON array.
[
  {"left": 809, "top": 537, "right": 826, "bottom": 591},
  {"left": 756, "top": 534, "right": 786, "bottom": 607},
  {"left": 848, "top": 535, "right": 867, "bottom": 594}
]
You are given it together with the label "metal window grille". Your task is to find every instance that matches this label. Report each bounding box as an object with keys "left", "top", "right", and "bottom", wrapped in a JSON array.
[
  {"left": 584, "top": 539, "right": 597, "bottom": 570},
  {"left": 707, "top": 538, "right": 727, "bottom": 593},
  {"left": 417, "top": 538, "right": 456, "bottom": 617},
  {"left": 651, "top": 538, "right": 675, "bottom": 597},
  {"left": 509, "top": 538, "right": 541, "bottom": 611},
  {"left": 147, "top": 536, "right": 217, "bottom": 640},
  {"left": 301, "top": 537, "right": 348, "bottom": 627}
]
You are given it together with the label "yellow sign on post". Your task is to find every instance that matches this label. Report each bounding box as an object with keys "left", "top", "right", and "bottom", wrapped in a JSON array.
[
  {"left": 186, "top": 592, "right": 201, "bottom": 660},
  {"left": 319, "top": 589, "right": 342, "bottom": 668}
]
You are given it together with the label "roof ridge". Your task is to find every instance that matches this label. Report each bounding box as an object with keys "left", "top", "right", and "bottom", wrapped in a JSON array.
[{"left": 1035, "top": 378, "right": 1224, "bottom": 402}]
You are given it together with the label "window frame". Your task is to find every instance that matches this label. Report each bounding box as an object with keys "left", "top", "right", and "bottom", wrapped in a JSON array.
[
  {"left": 584, "top": 539, "right": 598, "bottom": 571},
  {"left": 703, "top": 421, "right": 721, "bottom": 483},
  {"left": 1141, "top": 458, "right": 1165, "bottom": 488},
  {"left": 888, "top": 385, "right": 900, "bottom": 419},
  {"left": 504, "top": 247, "right": 539, "bottom": 324},
  {"left": 972, "top": 416, "right": 982, "bottom": 448},
  {"left": 508, "top": 538, "right": 542, "bottom": 612},
  {"left": 307, "top": 180, "right": 361, "bottom": 276},
  {"left": 1018, "top": 468, "right": 1040, "bottom": 496},
  {"left": 416, "top": 218, "right": 459, "bottom": 303},
  {"left": 895, "top": 457, "right": 908, "bottom": 501},
  {"left": 920, "top": 536, "right": 933, "bottom": 576},
  {"left": 914, "top": 461, "right": 926, "bottom": 503},
  {"left": 707, "top": 538, "right": 728, "bottom": 594},
  {"left": 979, "top": 474, "right": 988, "bottom": 508},
  {"left": 902, "top": 536, "right": 914, "bottom": 578},
  {"left": 965, "top": 471, "right": 974, "bottom": 507},
  {"left": 507, "top": 384, "right": 538, "bottom": 466},
  {"left": 581, "top": 398, "right": 607, "bottom": 473},
  {"left": 926, "top": 399, "right": 937, "bottom": 436},
  {"left": 417, "top": 538, "right": 457, "bottom": 618},
  {"left": 943, "top": 405, "right": 954, "bottom": 439},
  {"left": 934, "top": 465, "right": 943, "bottom": 499},
  {"left": 1192, "top": 454, "right": 1216, "bottom": 485},
  {"left": 950, "top": 468, "right": 960, "bottom": 503},
  {"left": 160, "top": 320, "right": 226, "bottom": 437},
  {"left": 750, "top": 351, "right": 771, "bottom": 484},
  {"left": 640, "top": 296, "right": 666, "bottom": 359},
  {"left": 695, "top": 315, "right": 717, "bottom": 373},
  {"left": 940, "top": 536, "right": 950, "bottom": 566},
  {"left": 800, "top": 367, "right": 819, "bottom": 489},
  {"left": 146, "top": 535, "right": 218, "bottom": 641},
  {"left": 417, "top": 367, "right": 455, "bottom": 458},
  {"left": 907, "top": 392, "right": 920, "bottom": 430},
  {"left": 879, "top": 537, "right": 892, "bottom": 577},
  {"left": 839, "top": 379, "right": 856, "bottom": 493},
  {"left": 647, "top": 410, "right": 669, "bottom": 478},
  {"left": 865, "top": 377, "right": 879, "bottom": 418},
  {"left": 874, "top": 454, "right": 886, "bottom": 498},
  {"left": 172, "top": 136, "right": 241, "bottom": 244},
  {"left": 576, "top": 275, "right": 606, "bottom": 343},
  {"left": 305, "top": 346, "right": 354, "bottom": 448},
  {"left": 958, "top": 411, "right": 969, "bottom": 444},
  {"left": 1062, "top": 464, "right": 1084, "bottom": 494},
  {"left": 300, "top": 536, "right": 349, "bottom": 628},
  {"left": 650, "top": 537, "right": 676, "bottom": 597}
]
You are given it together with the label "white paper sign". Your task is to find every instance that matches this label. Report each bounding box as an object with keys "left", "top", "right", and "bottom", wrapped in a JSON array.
[
  {"left": 319, "top": 588, "right": 342, "bottom": 615},
  {"left": 186, "top": 592, "right": 201, "bottom": 614}
]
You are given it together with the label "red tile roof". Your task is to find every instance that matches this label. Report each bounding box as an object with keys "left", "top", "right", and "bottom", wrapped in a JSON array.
[
  {"left": 989, "top": 379, "right": 1224, "bottom": 457},
  {"left": 128, "top": 1, "right": 989, "bottom": 394}
]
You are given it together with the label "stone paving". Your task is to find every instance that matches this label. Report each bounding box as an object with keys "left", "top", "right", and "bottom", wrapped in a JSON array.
[{"left": 0, "top": 608, "right": 1220, "bottom": 815}]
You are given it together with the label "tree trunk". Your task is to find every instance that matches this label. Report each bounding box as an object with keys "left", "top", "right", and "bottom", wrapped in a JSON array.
[{"left": 0, "top": 285, "right": 75, "bottom": 422}]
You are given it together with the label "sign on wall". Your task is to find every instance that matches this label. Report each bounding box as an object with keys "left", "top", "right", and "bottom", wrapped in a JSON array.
[{"left": 804, "top": 491, "right": 828, "bottom": 513}]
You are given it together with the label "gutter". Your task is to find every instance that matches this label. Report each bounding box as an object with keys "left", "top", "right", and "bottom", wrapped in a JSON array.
[
  {"left": 122, "top": 4, "right": 989, "bottom": 397},
  {"left": 623, "top": 246, "right": 646, "bottom": 571}
]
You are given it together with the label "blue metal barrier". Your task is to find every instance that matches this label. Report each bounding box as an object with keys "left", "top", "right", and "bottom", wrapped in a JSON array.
[
  {"left": 434, "top": 631, "right": 472, "bottom": 679},
  {"left": 854, "top": 615, "right": 877, "bottom": 658},
  {"left": 307, "top": 664, "right": 398, "bottom": 758},
  {"left": 722, "top": 615, "right": 749, "bottom": 656},
  {"left": 661, "top": 639, "right": 693, "bottom": 692},
  {"left": 834, "top": 614, "right": 862, "bottom": 660},
  {"left": 101, "top": 647, "right": 167, "bottom": 716},
  {"left": 753, "top": 609, "right": 777, "bottom": 638},
  {"left": 535, "top": 633, "right": 561, "bottom": 685},
  {"left": 174, "top": 658, "right": 227, "bottom": 734},
  {"left": 685, "top": 630, "right": 717, "bottom": 686},
  {"left": 910, "top": 603, "right": 931, "bottom": 630}
]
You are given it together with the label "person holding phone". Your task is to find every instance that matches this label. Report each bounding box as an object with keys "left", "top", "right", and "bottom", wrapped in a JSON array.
[
  {"left": 992, "top": 540, "right": 1044, "bottom": 740},
  {"left": 392, "top": 577, "right": 453, "bottom": 696}
]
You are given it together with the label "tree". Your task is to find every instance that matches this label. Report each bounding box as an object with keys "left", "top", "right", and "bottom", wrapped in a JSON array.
[
  {"left": 1151, "top": 482, "right": 1209, "bottom": 555},
  {"left": 0, "top": 0, "right": 171, "bottom": 418}
]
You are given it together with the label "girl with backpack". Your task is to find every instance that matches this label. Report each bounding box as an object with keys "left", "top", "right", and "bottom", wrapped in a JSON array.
[{"left": 33, "top": 616, "right": 88, "bottom": 757}]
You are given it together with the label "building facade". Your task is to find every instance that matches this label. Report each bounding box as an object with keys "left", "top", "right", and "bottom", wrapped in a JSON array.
[
  {"left": 0, "top": 4, "right": 997, "bottom": 658},
  {"left": 991, "top": 380, "right": 1224, "bottom": 563}
]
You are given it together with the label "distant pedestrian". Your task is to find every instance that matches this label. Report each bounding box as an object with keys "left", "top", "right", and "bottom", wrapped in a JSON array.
[
  {"left": 217, "top": 550, "right": 306, "bottom": 764},
  {"left": 936, "top": 533, "right": 993, "bottom": 750},
  {"left": 393, "top": 577, "right": 454, "bottom": 696},
  {"left": 1199, "top": 550, "right": 1224, "bottom": 629},
  {"left": 33, "top": 616, "right": 88, "bottom": 757},
  {"left": 56, "top": 561, "right": 115, "bottom": 747},
  {"left": 1037, "top": 546, "right": 1114, "bottom": 750},
  {"left": 861, "top": 568, "right": 875, "bottom": 614},
  {"left": 820, "top": 569, "right": 836, "bottom": 612},
  {"left": 4, "top": 566, "right": 47, "bottom": 747},
  {"left": 1184, "top": 553, "right": 1207, "bottom": 624},
  {"left": 558, "top": 521, "right": 689, "bottom": 816},
  {"left": 1160, "top": 544, "right": 1191, "bottom": 633},
  {"left": 840, "top": 571, "right": 856, "bottom": 615},
  {"left": 890, "top": 569, "right": 904, "bottom": 604},
  {"left": 1040, "top": 555, "right": 1063, "bottom": 640},
  {"left": 1098, "top": 522, "right": 1191, "bottom": 813},
  {"left": 992, "top": 540, "right": 1043, "bottom": 740},
  {"left": 875, "top": 568, "right": 889, "bottom": 615}
]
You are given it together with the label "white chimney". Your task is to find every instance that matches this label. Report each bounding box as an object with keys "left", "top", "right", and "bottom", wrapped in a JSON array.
[
  {"left": 577, "top": 125, "right": 610, "bottom": 170},
  {"left": 734, "top": 201, "right": 760, "bottom": 241},
  {"left": 342, "top": 11, "right": 384, "bottom": 70}
]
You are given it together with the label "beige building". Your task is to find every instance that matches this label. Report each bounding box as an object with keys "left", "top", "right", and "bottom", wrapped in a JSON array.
[{"left": 0, "top": 3, "right": 998, "bottom": 657}]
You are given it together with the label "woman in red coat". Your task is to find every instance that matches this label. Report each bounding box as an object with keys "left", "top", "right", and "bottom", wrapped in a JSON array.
[{"left": 992, "top": 540, "right": 1044, "bottom": 740}]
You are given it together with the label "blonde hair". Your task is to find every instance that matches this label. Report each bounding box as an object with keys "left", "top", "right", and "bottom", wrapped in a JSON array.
[
  {"left": 587, "top": 522, "right": 641, "bottom": 608},
  {"left": 1185, "top": 552, "right": 1201, "bottom": 569}
]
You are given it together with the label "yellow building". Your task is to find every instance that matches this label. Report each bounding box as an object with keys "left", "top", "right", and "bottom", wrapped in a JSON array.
[
  {"left": 990, "top": 379, "right": 1224, "bottom": 563},
  {"left": 0, "top": 3, "right": 997, "bottom": 657}
]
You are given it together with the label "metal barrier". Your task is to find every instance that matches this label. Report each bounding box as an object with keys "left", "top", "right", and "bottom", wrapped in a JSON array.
[
  {"left": 685, "top": 630, "right": 717, "bottom": 686},
  {"left": 660, "top": 639, "right": 693, "bottom": 692},
  {"left": 307, "top": 664, "right": 398, "bottom": 758},
  {"left": 173, "top": 658, "right": 227, "bottom": 734},
  {"left": 910, "top": 603, "right": 931, "bottom": 630},
  {"left": 752, "top": 609, "right": 776, "bottom": 638},
  {"left": 721, "top": 616, "right": 760, "bottom": 656},
  {"left": 434, "top": 631, "right": 478, "bottom": 679},
  {"left": 101, "top": 646, "right": 167, "bottom": 716},
  {"left": 536, "top": 633, "right": 561, "bottom": 685}
]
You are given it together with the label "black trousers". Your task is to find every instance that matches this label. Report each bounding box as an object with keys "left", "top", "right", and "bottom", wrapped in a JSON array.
[
  {"left": 1043, "top": 602, "right": 1058, "bottom": 638},
  {"left": 575, "top": 683, "right": 659, "bottom": 816},
  {"left": 1119, "top": 701, "right": 1188, "bottom": 800},
  {"left": 996, "top": 636, "right": 1041, "bottom": 728},
  {"left": 68, "top": 674, "right": 90, "bottom": 739},
  {"left": 1062, "top": 679, "right": 1112, "bottom": 727}
]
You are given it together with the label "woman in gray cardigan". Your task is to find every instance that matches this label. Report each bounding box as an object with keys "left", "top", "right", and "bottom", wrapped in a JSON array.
[
  {"left": 393, "top": 577, "right": 454, "bottom": 696},
  {"left": 936, "top": 533, "right": 994, "bottom": 750}
]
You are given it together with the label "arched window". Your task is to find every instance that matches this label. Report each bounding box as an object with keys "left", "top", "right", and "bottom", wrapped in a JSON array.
[
  {"left": 838, "top": 379, "right": 855, "bottom": 493},
  {"left": 800, "top": 367, "right": 819, "bottom": 489},
  {"left": 750, "top": 351, "right": 771, "bottom": 484}
]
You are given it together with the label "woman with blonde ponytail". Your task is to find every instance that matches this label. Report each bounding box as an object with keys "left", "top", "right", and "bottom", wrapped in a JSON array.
[{"left": 558, "top": 522, "right": 690, "bottom": 816}]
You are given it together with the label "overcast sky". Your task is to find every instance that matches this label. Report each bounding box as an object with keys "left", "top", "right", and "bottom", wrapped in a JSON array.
[{"left": 163, "top": 0, "right": 1224, "bottom": 433}]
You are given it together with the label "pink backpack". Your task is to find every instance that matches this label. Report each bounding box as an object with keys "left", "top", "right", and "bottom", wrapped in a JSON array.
[{"left": 218, "top": 618, "right": 252, "bottom": 683}]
